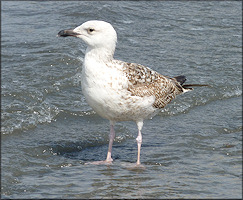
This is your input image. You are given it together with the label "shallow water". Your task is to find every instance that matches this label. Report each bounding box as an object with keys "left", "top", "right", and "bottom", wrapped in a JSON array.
[{"left": 1, "top": 1, "right": 242, "bottom": 198}]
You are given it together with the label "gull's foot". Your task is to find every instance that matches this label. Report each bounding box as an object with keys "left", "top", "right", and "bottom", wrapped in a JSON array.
[
  {"left": 120, "top": 162, "right": 146, "bottom": 171},
  {"left": 84, "top": 160, "right": 113, "bottom": 165}
]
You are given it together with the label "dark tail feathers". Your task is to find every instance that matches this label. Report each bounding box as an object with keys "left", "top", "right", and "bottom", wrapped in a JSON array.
[
  {"left": 173, "top": 75, "right": 211, "bottom": 90},
  {"left": 173, "top": 75, "right": 187, "bottom": 85}
]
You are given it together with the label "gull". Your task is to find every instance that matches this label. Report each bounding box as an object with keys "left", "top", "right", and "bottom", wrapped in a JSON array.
[{"left": 58, "top": 20, "right": 206, "bottom": 166}]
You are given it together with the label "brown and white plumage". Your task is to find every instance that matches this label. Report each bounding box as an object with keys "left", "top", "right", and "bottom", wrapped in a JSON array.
[
  {"left": 121, "top": 61, "right": 191, "bottom": 108},
  {"left": 58, "top": 20, "right": 197, "bottom": 166}
]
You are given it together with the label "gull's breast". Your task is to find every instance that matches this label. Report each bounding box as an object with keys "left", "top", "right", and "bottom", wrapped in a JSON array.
[{"left": 81, "top": 60, "right": 157, "bottom": 121}]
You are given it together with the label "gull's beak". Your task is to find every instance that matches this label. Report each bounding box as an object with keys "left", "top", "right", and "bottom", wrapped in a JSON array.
[{"left": 57, "top": 29, "right": 80, "bottom": 37}]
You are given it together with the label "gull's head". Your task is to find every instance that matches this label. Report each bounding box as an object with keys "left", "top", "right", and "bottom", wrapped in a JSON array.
[{"left": 58, "top": 20, "right": 117, "bottom": 52}]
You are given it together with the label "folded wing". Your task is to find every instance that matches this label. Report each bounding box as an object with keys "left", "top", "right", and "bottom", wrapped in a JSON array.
[{"left": 123, "top": 62, "right": 188, "bottom": 109}]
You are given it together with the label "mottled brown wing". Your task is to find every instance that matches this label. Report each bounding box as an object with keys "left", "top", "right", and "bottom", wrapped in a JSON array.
[{"left": 123, "top": 62, "right": 184, "bottom": 109}]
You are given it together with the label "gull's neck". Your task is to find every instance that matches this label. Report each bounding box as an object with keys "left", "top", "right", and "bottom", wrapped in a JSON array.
[{"left": 85, "top": 46, "right": 115, "bottom": 63}]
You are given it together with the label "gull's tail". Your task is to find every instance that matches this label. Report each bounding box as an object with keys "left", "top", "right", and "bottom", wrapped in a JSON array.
[{"left": 173, "top": 75, "right": 211, "bottom": 92}]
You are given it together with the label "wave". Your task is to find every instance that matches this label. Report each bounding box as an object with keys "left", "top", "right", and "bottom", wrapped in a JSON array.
[
  {"left": 159, "top": 85, "right": 242, "bottom": 116},
  {"left": 1, "top": 101, "right": 59, "bottom": 135}
]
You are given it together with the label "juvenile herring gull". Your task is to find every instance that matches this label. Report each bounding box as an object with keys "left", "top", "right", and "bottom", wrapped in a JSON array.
[{"left": 58, "top": 20, "right": 204, "bottom": 166}]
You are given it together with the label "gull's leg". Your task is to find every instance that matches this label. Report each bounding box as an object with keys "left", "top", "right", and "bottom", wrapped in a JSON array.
[
  {"left": 85, "top": 121, "right": 115, "bottom": 165},
  {"left": 136, "top": 120, "right": 143, "bottom": 165},
  {"left": 106, "top": 121, "right": 116, "bottom": 162}
]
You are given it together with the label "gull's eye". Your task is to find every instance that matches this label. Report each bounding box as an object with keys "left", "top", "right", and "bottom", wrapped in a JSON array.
[{"left": 88, "top": 28, "right": 95, "bottom": 34}]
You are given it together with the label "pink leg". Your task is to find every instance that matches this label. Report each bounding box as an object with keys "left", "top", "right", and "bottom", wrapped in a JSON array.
[
  {"left": 136, "top": 121, "right": 143, "bottom": 165},
  {"left": 105, "top": 121, "right": 115, "bottom": 162},
  {"left": 85, "top": 121, "right": 115, "bottom": 165}
]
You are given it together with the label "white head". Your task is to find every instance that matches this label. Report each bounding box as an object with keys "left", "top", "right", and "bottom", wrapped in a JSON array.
[{"left": 58, "top": 20, "right": 117, "bottom": 60}]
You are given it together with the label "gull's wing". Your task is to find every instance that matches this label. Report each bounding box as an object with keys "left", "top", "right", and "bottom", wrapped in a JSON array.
[{"left": 122, "top": 62, "right": 186, "bottom": 109}]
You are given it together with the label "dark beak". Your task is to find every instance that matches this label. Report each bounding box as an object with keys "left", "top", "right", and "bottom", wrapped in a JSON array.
[{"left": 57, "top": 29, "right": 80, "bottom": 37}]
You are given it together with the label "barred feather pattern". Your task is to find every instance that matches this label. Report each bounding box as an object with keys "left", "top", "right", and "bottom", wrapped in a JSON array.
[{"left": 117, "top": 61, "right": 185, "bottom": 109}]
